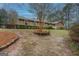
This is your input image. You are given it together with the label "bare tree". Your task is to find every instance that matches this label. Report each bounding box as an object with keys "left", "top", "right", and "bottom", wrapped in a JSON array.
[
  {"left": 63, "top": 4, "right": 79, "bottom": 29},
  {"left": 63, "top": 4, "right": 74, "bottom": 29},
  {"left": 0, "top": 9, "right": 7, "bottom": 24},
  {"left": 28, "top": 3, "right": 54, "bottom": 32},
  {"left": 7, "top": 10, "right": 18, "bottom": 25},
  {"left": 0, "top": 8, "right": 7, "bottom": 28}
]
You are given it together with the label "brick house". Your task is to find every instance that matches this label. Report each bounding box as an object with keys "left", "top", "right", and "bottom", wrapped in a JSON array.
[
  {"left": 17, "top": 18, "right": 64, "bottom": 29},
  {"left": 2, "top": 16, "right": 64, "bottom": 29},
  {"left": 52, "top": 20, "right": 64, "bottom": 29}
]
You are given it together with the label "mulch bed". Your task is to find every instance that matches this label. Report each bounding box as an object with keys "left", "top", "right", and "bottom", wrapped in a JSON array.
[
  {"left": 0, "top": 32, "right": 19, "bottom": 49},
  {"left": 34, "top": 30, "right": 50, "bottom": 36}
]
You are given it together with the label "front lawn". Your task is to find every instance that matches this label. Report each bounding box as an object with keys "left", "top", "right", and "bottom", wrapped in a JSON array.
[{"left": 50, "top": 30, "right": 69, "bottom": 37}]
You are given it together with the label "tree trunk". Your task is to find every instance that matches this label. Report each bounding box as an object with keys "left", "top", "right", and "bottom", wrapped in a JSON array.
[{"left": 38, "top": 19, "right": 43, "bottom": 32}]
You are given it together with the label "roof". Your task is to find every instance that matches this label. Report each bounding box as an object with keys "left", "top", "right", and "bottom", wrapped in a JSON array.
[
  {"left": 19, "top": 17, "right": 63, "bottom": 25},
  {"left": 52, "top": 20, "right": 63, "bottom": 24}
]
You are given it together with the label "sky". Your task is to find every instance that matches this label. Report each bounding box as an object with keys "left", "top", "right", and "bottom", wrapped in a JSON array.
[{"left": 0, "top": 3, "right": 65, "bottom": 20}]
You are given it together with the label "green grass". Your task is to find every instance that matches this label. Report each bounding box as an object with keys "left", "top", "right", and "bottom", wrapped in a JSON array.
[
  {"left": 50, "top": 30, "right": 69, "bottom": 37},
  {"left": 0, "top": 29, "right": 69, "bottom": 37}
]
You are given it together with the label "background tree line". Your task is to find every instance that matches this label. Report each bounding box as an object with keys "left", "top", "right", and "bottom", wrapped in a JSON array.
[
  {"left": 27, "top": 3, "right": 79, "bottom": 29},
  {"left": 0, "top": 8, "right": 18, "bottom": 28},
  {"left": 0, "top": 3, "right": 79, "bottom": 29}
]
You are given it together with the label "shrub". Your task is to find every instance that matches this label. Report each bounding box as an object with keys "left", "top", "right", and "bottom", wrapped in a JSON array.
[
  {"left": 59, "top": 27, "right": 64, "bottom": 30},
  {"left": 16, "top": 25, "right": 55, "bottom": 29},
  {"left": 69, "top": 40, "right": 79, "bottom": 55},
  {"left": 44, "top": 26, "right": 54, "bottom": 29},
  {"left": 70, "top": 24, "right": 79, "bottom": 42},
  {"left": 47, "top": 26, "right": 53, "bottom": 29},
  {"left": 16, "top": 25, "right": 37, "bottom": 29},
  {"left": 16, "top": 25, "right": 26, "bottom": 29}
]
